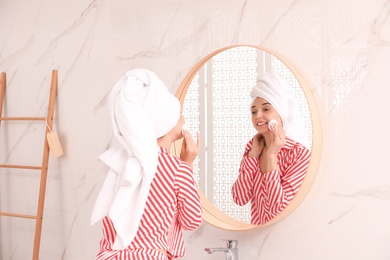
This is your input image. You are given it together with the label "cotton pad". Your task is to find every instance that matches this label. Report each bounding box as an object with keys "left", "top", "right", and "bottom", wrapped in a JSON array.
[
  {"left": 268, "top": 119, "right": 278, "bottom": 130},
  {"left": 182, "top": 124, "right": 188, "bottom": 135}
]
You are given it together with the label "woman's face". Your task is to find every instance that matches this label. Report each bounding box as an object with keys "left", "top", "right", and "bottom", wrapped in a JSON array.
[{"left": 251, "top": 97, "right": 282, "bottom": 133}]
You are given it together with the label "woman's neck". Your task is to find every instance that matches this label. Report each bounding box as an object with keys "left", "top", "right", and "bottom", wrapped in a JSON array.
[{"left": 157, "top": 136, "right": 172, "bottom": 151}]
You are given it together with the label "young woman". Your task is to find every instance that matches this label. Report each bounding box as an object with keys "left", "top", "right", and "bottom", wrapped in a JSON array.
[
  {"left": 231, "top": 71, "right": 311, "bottom": 225},
  {"left": 91, "top": 69, "right": 202, "bottom": 259}
]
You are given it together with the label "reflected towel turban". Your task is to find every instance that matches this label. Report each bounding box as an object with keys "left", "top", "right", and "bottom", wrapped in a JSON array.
[{"left": 250, "top": 71, "right": 310, "bottom": 148}]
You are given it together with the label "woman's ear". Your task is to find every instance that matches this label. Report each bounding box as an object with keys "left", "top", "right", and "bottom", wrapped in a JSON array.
[{"left": 279, "top": 116, "right": 283, "bottom": 126}]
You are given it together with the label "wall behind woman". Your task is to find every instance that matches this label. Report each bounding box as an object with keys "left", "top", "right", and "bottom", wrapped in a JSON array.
[{"left": 0, "top": 0, "right": 389, "bottom": 259}]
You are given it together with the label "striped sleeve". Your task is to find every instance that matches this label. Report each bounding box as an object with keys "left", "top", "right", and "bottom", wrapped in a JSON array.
[
  {"left": 261, "top": 141, "right": 311, "bottom": 218},
  {"left": 231, "top": 139, "right": 258, "bottom": 206},
  {"left": 175, "top": 161, "right": 202, "bottom": 230}
]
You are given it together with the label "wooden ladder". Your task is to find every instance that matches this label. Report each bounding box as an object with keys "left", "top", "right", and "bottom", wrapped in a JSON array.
[{"left": 0, "top": 70, "right": 58, "bottom": 260}]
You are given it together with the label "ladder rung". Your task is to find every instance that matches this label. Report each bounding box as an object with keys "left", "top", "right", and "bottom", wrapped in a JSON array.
[
  {"left": 0, "top": 164, "right": 42, "bottom": 170},
  {"left": 0, "top": 212, "right": 37, "bottom": 219},
  {"left": 0, "top": 117, "right": 46, "bottom": 121}
]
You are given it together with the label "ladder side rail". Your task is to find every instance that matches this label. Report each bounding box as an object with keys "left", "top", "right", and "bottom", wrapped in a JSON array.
[
  {"left": 0, "top": 72, "right": 5, "bottom": 124},
  {"left": 32, "top": 70, "right": 58, "bottom": 260}
]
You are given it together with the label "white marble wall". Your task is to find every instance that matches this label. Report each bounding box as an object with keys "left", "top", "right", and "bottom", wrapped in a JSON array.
[{"left": 1, "top": 0, "right": 389, "bottom": 259}]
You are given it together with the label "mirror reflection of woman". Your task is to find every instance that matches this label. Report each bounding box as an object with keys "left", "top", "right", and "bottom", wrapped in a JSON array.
[{"left": 231, "top": 71, "right": 311, "bottom": 225}]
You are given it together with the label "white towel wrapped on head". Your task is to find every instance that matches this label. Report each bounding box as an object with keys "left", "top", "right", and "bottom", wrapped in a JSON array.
[
  {"left": 91, "top": 68, "right": 180, "bottom": 250},
  {"left": 250, "top": 71, "right": 310, "bottom": 149}
]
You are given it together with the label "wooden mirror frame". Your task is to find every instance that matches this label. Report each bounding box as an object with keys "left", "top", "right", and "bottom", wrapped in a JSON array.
[{"left": 173, "top": 44, "right": 322, "bottom": 230}]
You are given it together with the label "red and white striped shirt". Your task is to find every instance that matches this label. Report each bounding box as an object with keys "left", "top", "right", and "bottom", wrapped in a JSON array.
[
  {"left": 231, "top": 137, "right": 311, "bottom": 225},
  {"left": 96, "top": 147, "right": 202, "bottom": 260}
]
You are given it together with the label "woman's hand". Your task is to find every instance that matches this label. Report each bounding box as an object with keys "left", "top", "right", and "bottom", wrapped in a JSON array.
[
  {"left": 266, "top": 120, "right": 286, "bottom": 157},
  {"left": 180, "top": 130, "right": 201, "bottom": 169},
  {"left": 259, "top": 120, "right": 286, "bottom": 172},
  {"left": 248, "top": 133, "right": 265, "bottom": 158}
]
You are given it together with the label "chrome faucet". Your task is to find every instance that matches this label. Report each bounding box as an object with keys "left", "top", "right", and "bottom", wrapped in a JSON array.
[{"left": 204, "top": 240, "right": 238, "bottom": 260}]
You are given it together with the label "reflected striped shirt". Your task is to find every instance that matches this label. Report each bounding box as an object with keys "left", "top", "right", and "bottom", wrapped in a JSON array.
[{"left": 231, "top": 137, "right": 311, "bottom": 225}]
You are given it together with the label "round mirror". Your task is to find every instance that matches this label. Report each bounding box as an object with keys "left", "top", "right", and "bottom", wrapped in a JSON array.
[{"left": 173, "top": 45, "right": 322, "bottom": 230}]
